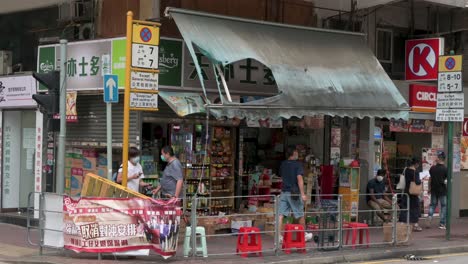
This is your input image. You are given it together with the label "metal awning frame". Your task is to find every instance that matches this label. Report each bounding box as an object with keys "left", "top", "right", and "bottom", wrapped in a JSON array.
[{"left": 165, "top": 7, "right": 410, "bottom": 121}]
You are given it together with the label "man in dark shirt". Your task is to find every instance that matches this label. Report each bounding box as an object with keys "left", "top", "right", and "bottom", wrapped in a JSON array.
[
  {"left": 428, "top": 152, "right": 448, "bottom": 229},
  {"left": 367, "top": 169, "right": 393, "bottom": 222},
  {"left": 278, "top": 146, "right": 312, "bottom": 242}
]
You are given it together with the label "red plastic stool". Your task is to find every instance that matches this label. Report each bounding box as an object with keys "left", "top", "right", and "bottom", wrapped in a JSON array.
[
  {"left": 282, "top": 224, "right": 306, "bottom": 254},
  {"left": 345, "top": 222, "right": 370, "bottom": 249},
  {"left": 236, "top": 227, "right": 262, "bottom": 257}
]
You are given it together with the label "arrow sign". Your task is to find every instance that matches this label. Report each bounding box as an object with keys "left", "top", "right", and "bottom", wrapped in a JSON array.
[{"left": 103, "top": 75, "right": 118, "bottom": 103}]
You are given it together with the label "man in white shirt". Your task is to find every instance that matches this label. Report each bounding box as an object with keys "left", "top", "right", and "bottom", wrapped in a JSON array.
[{"left": 117, "top": 147, "right": 150, "bottom": 192}]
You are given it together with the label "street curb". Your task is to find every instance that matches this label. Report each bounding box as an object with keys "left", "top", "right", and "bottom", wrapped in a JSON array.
[{"left": 267, "top": 244, "right": 468, "bottom": 264}]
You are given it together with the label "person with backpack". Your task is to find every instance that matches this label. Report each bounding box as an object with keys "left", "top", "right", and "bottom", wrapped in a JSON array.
[{"left": 116, "top": 147, "right": 150, "bottom": 192}]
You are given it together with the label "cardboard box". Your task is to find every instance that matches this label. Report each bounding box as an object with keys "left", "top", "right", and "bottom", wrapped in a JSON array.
[
  {"left": 83, "top": 149, "right": 98, "bottom": 158},
  {"left": 96, "top": 167, "right": 107, "bottom": 178},
  {"left": 98, "top": 154, "right": 107, "bottom": 167},
  {"left": 82, "top": 157, "right": 97, "bottom": 170},
  {"left": 83, "top": 170, "right": 97, "bottom": 176},
  {"left": 65, "top": 157, "right": 73, "bottom": 168},
  {"left": 72, "top": 158, "right": 83, "bottom": 168},
  {"left": 71, "top": 167, "right": 84, "bottom": 176},
  {"left": 70, "top": 175, "right": 83, "bottom": 197},
  {"left": 383, "top": 223, "right": 411, "bottom": 245}
]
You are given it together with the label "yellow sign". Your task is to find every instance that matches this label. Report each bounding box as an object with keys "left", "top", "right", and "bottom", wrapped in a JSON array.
[
  {"left": 132, "top": 23, "right": 160, "bottom": 46},
  {"left": 439, "top": 55, "right": 463, "bottom": 72}
]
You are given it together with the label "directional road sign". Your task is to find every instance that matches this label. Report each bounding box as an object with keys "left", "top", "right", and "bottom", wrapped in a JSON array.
[{"left": 104, "top": 75, "right": 118, "bottom": 103}]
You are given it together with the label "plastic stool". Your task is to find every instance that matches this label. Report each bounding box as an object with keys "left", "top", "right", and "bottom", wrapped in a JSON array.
[
  {"left": 236, "top": 227, "right": 262, "bottom": 257},
  {"left": 282, "top": 224, "right": 306, "bottom": 254},
  {"left": 344, "top": 222, "right": 370, "bottom": 249},
  {"left": 183, "top": 226, "right": 208, "bottom": 257}
]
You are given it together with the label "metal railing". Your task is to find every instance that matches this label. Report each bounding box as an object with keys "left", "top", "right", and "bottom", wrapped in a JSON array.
[{"left": 26, "top": 192, "right": 411, "bottom": 259}]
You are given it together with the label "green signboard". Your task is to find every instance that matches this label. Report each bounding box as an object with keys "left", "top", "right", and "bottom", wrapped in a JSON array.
[
  {"left": 37, "top": 37, "right": 184, "bottom": 91},
  {"left": 159, "top": 39, "right": 183, "bottom": 87}
]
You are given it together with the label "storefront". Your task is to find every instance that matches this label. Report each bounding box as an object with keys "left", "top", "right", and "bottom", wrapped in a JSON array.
[
  {"left": 0, "top": 74, "right": 42, "bottom": 211},
  {"left": 163, "top": 7, "right": 409, "bottom": 230},
  {"left": 37, "top": 32, "right": 194, "bottom": 194},
  {"left": 383, "top": 81, "right": 447, "bottom": 217}
]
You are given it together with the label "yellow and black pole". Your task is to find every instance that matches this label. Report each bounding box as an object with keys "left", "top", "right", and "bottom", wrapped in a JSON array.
[
  {"left": 122, "top": 11, "right": 161, "bottom": 187},
  {"left": 122, "top": 11, "right": 133, "bottom": 187}
]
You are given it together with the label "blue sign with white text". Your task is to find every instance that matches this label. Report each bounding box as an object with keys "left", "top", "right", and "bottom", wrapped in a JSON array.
[{"left": 103, "top": 75, "right": 118, "bottom": 103}]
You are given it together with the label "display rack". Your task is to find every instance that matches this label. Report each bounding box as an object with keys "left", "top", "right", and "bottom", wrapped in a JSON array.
[{"left": 209, "top": 126, "right": 236, "bottom": 215}]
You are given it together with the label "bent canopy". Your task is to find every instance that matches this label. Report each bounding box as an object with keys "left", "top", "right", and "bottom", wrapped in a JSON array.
[{"left": 165, "top": 8, "right": 409, "bottom": 120}]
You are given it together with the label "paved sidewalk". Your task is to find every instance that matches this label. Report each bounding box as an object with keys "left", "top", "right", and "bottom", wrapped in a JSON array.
[{"left": 2, "top": 218, "right": 468, "bottom": 263}]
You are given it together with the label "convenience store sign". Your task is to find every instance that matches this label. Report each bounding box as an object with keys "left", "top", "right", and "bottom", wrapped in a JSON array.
[{"left": 37, "top": 37, "right": 183, "bottom": 91}]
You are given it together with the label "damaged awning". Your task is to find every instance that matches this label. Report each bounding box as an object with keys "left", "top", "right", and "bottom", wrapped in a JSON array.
[
  {"left": 159, "top": 91, "right": 206, "bottom": 117},
  {"left": 165, "top": 8, "right": 409, "bottom": 120}
]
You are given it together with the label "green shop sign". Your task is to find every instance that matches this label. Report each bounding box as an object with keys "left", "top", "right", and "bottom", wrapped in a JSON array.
[{"left": 37, "top": 37, "right": 183, "bottom": 91}]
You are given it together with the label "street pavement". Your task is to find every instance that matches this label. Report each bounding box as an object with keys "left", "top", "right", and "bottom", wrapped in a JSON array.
[
  {"left": 355, "top": 252, "right": 468, "bottom": 263},
  {"left": 2, "top": 218, "right": 468, "bottom": 263}
]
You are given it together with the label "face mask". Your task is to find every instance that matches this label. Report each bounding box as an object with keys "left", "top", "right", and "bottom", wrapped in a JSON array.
[
  {"left": 131, "top": 156, "right": 140, "bottom": 164},
  {"left": 376, "top": 176, "right": 384, "bottom": 182},
  {"left": 160, "top": 154, "right": 167, "bottom": 162}
]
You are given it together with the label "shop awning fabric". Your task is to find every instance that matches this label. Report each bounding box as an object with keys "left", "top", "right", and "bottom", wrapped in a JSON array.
[{"left": 165, "top": 8, "right": 409, "bottom": 120}]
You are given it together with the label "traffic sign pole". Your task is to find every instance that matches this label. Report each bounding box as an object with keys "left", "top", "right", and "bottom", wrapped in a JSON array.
[
  {"left": 122, "top": 11, "right": 133, "bottom": 188},
  {"left": 446, "top": 122, "right": 453, "bottom": 240},
  {"left": 436, "top": 54, "right": 463, "bottom": 241},
  {"left": 107, "top": 102, "right": 112, "bottom": 180},
  {"left": 57, "top": 39, "right": 68, "bottom": 194}
]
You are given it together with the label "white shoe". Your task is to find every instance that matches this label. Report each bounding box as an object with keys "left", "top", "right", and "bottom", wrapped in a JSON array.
[{"left": 305, "top": 232, "right": 313, "bottom": 242}]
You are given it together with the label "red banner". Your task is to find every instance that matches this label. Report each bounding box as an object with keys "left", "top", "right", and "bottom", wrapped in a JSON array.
[{"left": 63, "top": 196, "right": 182, "bottom": 258}]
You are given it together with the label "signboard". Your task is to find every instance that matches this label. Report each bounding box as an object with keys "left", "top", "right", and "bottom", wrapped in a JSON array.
[
  {"left": 63, "top": 196, "right": 181, "bottom": 258},
  {"left": 463, "top": 118, "right": 468, "bottom": 137},
  {"left": 438, "top": 72, "right": 462, "bottom": 92},
  {"left": 37, "top": 37, "right": 182, "bottom": 91},
  {"left": 436, "top": 109, "right": 464, "bottom": 122},
  {"left": 130, "top": 93, "right": 158, "bottom": 110},
  {"left": 0, "top": 75, "right": 37, "bottom": 109},
  {"left": 53, "top": 91, "right": 78, "bottom": 122},
  {"left": 436, "top": 54, "right": 463, "bottom": 122},
  {"left": 183, "top": 49, "right": 278, "bottom": 95},
  {"left": 436, "top": 93, "right": 464, "bottom": 109},
  {"left": 405, "top": 38, "right": 444, "bottom": 81},
  {"left": 131, "top": 71, "right": 158, "bottom": 91},
  {"left": 409, "top": 84, "right": 437, "bottom": 112},
  {"left": 103, "top": 75, "right": 119, "bottom": 103},
  {"left": 131, "top": 44, "right": 159, "bottom": 69}
]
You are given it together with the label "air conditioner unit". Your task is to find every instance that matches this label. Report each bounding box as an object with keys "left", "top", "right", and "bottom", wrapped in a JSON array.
[
  {"left": 78, "top": 23, "right": 94, "bottom": 40},
  {"left": 0, "top": 51, "right": 12, "bottom": 75}
]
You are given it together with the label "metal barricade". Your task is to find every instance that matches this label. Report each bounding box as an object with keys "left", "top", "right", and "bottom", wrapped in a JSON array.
[
  {"left": 189, "top": 195, "right": 277, "bottom": 257},
  {"left": 27, "top": 192, "right": 65, "bottom": 256},
  {"left": 25, "top": 191, "right": 412, "bottom": 260}
]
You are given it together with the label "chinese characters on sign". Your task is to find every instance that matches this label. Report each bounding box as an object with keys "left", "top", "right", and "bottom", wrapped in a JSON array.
[
  {"left": 3, "top": 126, "right": 11, "bottom": 198},
  {"left": 436, "top": 55, "right": 464, "bottom": 122},
  {"left": 35, "top": 112, "right": 43, "bottom": 193},
  {"left": 130, "top": 71, "right": 159, "bottom": 91},
  {"left": 130, "top": 93, "right": 158, "bottom": 109},
  {"left": 184, "top": 51, "right": 277, "bottom": 93},
  {"left": 129, "top": 22, "right": 160, "bottom": 112},
  {"left": 63, "top": 196, "right": 182, "bottom": 258}
]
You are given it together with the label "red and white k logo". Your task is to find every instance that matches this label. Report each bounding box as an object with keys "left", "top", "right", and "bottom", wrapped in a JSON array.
[{"left": 405, "top": 38, "right": 443, "bottom": 81}]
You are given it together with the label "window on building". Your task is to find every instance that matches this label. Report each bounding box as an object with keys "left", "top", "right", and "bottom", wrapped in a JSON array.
[{"left": 376, "top": 28, "right": 393, "bottom": 63}]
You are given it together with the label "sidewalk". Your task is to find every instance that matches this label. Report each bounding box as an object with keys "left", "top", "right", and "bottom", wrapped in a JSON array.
[{"left": 2, "top": 218, "right": 468, "bottom": 264}]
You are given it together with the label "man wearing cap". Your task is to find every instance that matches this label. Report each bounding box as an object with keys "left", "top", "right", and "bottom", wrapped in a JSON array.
[{"left": 428, "top": 152, "right": 448, "bottom": 230}]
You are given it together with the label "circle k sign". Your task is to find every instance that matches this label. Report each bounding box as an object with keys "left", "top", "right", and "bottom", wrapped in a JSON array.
[
  {"left": 405, "top": 38, "right": 444, "bottom": 81},
  {"left": 464, "top": 118, "right": 468, "bottom": 137}
]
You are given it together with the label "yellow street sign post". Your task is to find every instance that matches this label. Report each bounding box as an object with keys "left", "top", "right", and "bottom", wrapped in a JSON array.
[{"left": 122, "top": 11, "right": 161, "bottom": 187}]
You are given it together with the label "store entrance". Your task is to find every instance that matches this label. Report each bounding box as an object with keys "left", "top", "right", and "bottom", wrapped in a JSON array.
[{"left": 2, "top": 110, "right": 36, "bottom": 211}]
